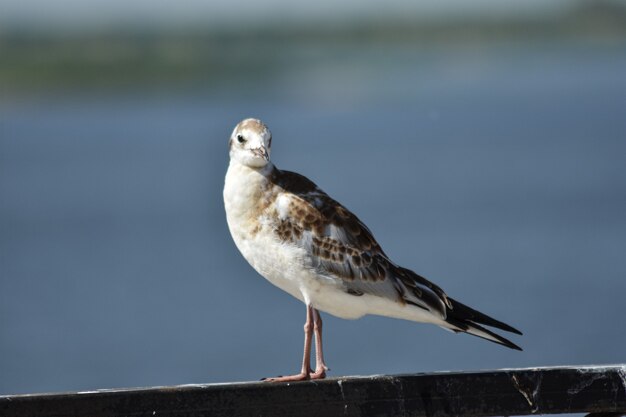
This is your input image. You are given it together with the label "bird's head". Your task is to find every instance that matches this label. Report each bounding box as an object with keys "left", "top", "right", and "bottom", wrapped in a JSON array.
[{"left": 229, "top": 118, "right": 272, "bottom": 168}]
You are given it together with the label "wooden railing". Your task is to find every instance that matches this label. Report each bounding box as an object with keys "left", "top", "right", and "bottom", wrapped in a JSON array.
[{"left": 1, "top": 365, "right": 625, "bottom": 417}]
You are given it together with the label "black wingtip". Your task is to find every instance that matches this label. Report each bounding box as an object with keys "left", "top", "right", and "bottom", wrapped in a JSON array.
[
  {"left": 497, "top": 323, "right": 523, "bottom": 336},
  {"left": 495, "top": 337, "right": 523, "bottom": 351},
  {"left": 446, "top": 317, "right": 523, "bottom": 351},
  {"left": 447, "top": 297, "right": 523, "bottom": 335},
  {"left": 496, "top": 336, "right": 523, "bottom": 351},
  {"left": 494, "top": 332, "right": 523, "bottom": 351}
]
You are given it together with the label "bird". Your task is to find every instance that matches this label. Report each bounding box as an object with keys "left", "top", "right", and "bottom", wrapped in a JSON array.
[{"left": 223, "top": 118, "right": 522, "bottom": 382}]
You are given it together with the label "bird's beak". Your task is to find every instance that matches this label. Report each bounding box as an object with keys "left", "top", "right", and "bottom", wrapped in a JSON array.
[{"left": 252, "top": 146, "right": 269, "bottom": 161}]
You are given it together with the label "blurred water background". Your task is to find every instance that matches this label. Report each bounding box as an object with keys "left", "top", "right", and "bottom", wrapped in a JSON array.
[{"left": 1, "top": 0, "right": 626, "bottom": 396}]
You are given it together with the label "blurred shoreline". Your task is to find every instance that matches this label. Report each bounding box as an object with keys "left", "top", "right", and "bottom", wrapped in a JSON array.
[{"left": 1, "top": 1, "right": 625, "bottom": 95}]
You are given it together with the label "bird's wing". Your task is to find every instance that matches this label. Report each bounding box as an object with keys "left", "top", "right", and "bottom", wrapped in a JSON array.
[{"left": 269, "top": 169, "right": 449, "bottom": 318}]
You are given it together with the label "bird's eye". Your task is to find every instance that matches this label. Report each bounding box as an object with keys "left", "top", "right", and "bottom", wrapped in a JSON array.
[{"left": 236, "top": 134, "right": 246, "bottom": 144}]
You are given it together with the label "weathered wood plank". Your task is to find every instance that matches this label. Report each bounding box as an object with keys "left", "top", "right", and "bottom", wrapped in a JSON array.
[{"left": 1, "top": 365, "right": 625, "bottom": 417}]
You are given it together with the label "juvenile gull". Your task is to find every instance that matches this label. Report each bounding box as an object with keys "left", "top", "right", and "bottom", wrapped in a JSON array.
[{"left": 223, "top": 118, "right": 522, "bottom": 382}]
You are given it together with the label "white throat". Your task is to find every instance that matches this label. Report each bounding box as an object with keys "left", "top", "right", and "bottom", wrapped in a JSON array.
[{"left": 223, "top": 160, "right": 274, "bottom": 234}]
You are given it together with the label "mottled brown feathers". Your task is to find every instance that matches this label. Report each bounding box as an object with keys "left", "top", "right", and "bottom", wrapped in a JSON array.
[
  {"left": 265, "top": 167, "right": 449, "bottom": 317},
  {"left": 270, "top": 168, "right": 385, "bottom": 280}
]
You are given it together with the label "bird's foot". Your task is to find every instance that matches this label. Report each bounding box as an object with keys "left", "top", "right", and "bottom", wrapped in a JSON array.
[
  {"left": 262, "top": 372, "right": 310, "bottom": 383},
  {"left": 263, "top": 366, "right": 329, "bottom": 382},
  {"left": 309, "top": 367, "right": 327, "bottom": 380}
]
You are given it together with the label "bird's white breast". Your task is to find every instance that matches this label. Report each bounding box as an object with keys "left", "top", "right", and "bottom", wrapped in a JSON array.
[{"left": 224, "top": 161, "right": 311, "bottom": 303}]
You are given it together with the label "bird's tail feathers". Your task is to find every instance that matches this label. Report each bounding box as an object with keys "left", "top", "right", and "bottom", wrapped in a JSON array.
[
  {"left": 447, "top": 297, "right": 523, "bottom": 335},
  {"left": 442, "top": 296, "right": 522, "bottom": 351},
  {"left": 444, "top": 317, "right": 523, "bottom": 351}
]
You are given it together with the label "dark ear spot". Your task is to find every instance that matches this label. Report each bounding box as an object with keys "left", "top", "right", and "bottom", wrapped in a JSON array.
[{"left": 268, "top": 136, "right": 272, "bottom": 148}]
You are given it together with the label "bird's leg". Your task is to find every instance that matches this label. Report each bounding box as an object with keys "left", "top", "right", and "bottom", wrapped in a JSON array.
[
  {"left": 309, "top": 308, "right": 329, "bottom": 380},
  {"left": 263, "top": 305, "right": 313, "bottom": 382}
]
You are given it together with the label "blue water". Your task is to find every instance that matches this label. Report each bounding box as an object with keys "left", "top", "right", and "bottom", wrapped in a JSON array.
[{"left": 1, "top": 41, "right": 626, "bottom": 395}]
